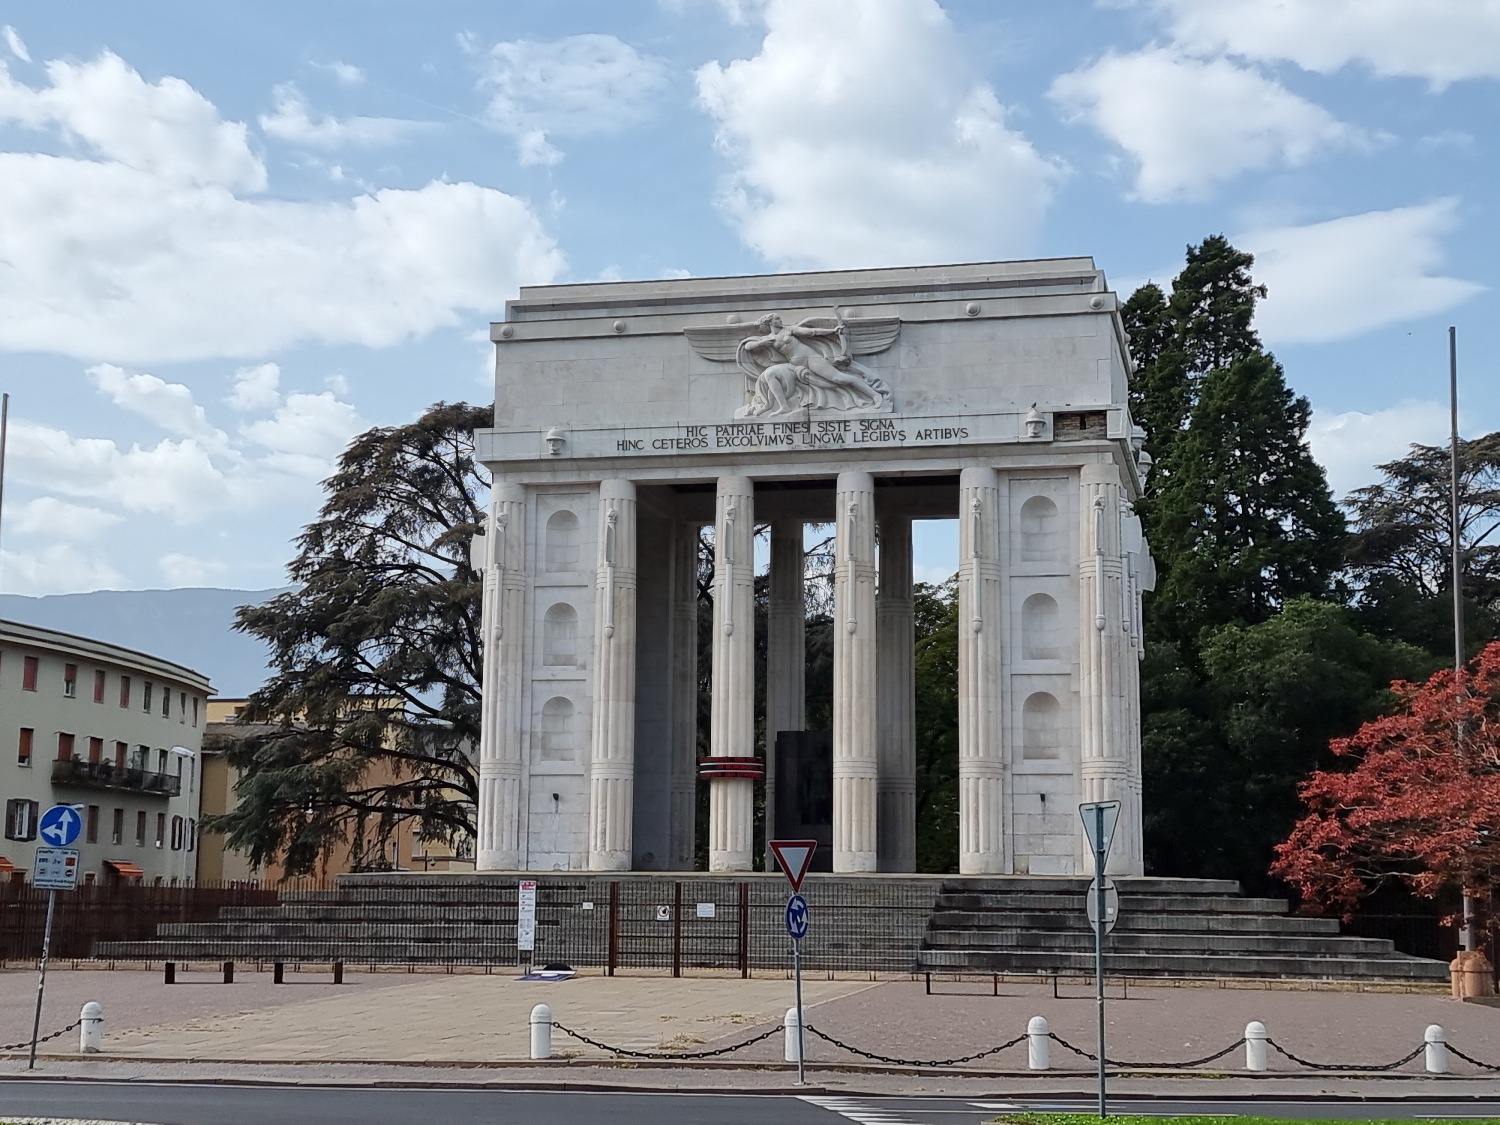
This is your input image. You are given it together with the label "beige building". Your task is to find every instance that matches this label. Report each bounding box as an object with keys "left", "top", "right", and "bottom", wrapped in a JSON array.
[{"left": 0, "top": 620, "right": 213, "bottom": 884}]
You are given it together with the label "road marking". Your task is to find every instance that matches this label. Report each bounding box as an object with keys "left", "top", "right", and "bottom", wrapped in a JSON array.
[
  {"left": 969, "top": 1105, "right": 1022, "bottom": 1111},
  {"left": 799, "top": 1094, "right": 933, "bottom": 1124}
]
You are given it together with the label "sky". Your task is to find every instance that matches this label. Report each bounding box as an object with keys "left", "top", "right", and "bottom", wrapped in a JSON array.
[{"left": 0, "top": 0, "right": 1494, "bottom": 596}]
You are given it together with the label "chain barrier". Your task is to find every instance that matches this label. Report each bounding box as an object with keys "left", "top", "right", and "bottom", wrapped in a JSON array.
[
  {"left": 1266, "top": 1038, "right": 1423, "bottom": 1073},
  {"left": 1, "top": 1020, "right": 80, "bottom": 1053},
  {"left": 551, "top": 1020, "right": 780, "bottom": 1060},
  {"left": 1048, "top": 1031, "right": 1247, "bottom": 1069},
  {"left": 805, "top": 1026, "right": 1028, "bottom": 1068},
  {"left": 1447, "top": 1044, "right": 1500, "bottom": 1073}
]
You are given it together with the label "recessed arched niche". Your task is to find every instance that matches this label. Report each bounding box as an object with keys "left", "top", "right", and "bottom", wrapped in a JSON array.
[
  {"left": 1022, "top": 691, "right": 1063, "bottom": 760},
  {"left": 542, "top": 602, "right": 578, "bottom": 666},
  {"left": 539, "top": 696, "right": 576, "bottom": 761},
  {"left": 1021, "top": 593, "right": 1062, "bottom": 660},
  {"left": 1019, "top": 495, "right": 1062, "bottom": 564},
  {"left": 545, "top": 509, "right": 580, "bottom": 572}
]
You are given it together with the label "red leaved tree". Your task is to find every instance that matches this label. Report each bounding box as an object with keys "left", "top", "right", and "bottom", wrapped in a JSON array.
[{"left": 1272, "top": 641, "right": 1500, "bottom": 937}]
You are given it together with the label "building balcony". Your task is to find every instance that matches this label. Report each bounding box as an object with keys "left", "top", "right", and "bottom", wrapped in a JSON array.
[{"left": 50, "top": 757, "right": 182, "bottom": 798}]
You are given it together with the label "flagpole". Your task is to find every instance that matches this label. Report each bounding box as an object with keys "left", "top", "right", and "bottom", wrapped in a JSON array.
[
  {"left": 0, "top": 392, "right": 9, "bottom": 591},
  {"left": 1449, "top": 327, "right": 1478, "bottom": 954}
]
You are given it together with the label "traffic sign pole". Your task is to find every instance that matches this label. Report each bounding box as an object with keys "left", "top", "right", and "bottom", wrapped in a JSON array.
[
  {"left": 27, "top": 889, "right": 55, "bottom": 1070},
  {"left": 793, "top": 936, "right": 805, "bottom": 1084},
  {"left": 29, "top": 806, "right": 83, "bottom": 1068},
  {"left": 1094, "top": 804, "right": 1107, "bottom": 1119},
  {"left": 771, "top": 840, "right": 816, "bottom": 1085}
]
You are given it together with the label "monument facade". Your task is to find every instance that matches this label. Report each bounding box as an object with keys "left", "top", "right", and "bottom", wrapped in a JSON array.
[{"left": 473, "top": 259, "right": 1153, "bottom": 876}]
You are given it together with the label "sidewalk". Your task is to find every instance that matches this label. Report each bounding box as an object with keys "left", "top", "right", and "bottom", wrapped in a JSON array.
[{"left": 1, "top": 967, "right": 1495, "bottom": 1094}]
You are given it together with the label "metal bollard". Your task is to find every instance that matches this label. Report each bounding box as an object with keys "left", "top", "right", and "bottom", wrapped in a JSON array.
[
  {"left": 784, "top": 1006, "right": 803, "bottom": 1063},
  {"left": 78, "top": 1002, "right": 103, "bottom": 1054},
  {"left": 530, "top": 1003, "right": 553, "bottom": 1060},
  {"left": 1027, "top": 1015, "right": 1050, "bottom": 1070},
  {"left": 1244, "top": 1021, "right": 1268, "bottom": 1072},
  {"left": 1425, "top": 1024, "right": 1448, "bottom": 1074}
]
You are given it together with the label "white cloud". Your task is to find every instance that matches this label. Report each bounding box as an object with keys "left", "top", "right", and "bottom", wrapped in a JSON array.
[
  {"left": 157, "top": 552, "right": 227, "bottom": 587},
  {"left": 1240, "top": 200, "right": 1484, "bottom": 344},
  {"left": 3, "top": 26, "right": 29, "bottom": 63},
  {"left": 479, "top": 34, "right": 671, "bottom": 165},
  {"left": 0, "top": 543, "right": 123, "bottom": 596},
  {"left": 0, "top": 51, "right": 563, "bottom": 364},
  {"left": 1050, "top": 48, "right": 1369, "bottom": 202},
  {"left": 228, "top": 362, "right": 282, "bottom": 412},
  {"left": 87, "top": 363, "right": 227, "bottom": 447},
  {"left": 10, "top": 497, "right": 122, "bottom": 541},
  {"left": 242, "top": 391, "right": 365, "bottom": 479},
  {"left": 1146, "top": 0, "right": 1500, "bottom": 88},
  {"left": 1308, "top": 399, "right": 1453, "bottom": 499},
  {"left": 323, "top": 61, "right": 365, "bottom": 86},
  {"left": 259, "top": 83, "right": 424, "bottom": 148},
  {"left": 696, "top": 0, "right": 1061, "bottom": 269},
  {"left": 0, "top": 52, "right": 265, "bottom": 190}
]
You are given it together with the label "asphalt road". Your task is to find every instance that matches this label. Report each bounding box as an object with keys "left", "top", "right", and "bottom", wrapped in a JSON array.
[{"left": 3, "top": 1082, "right": 1500, "bottom": 1125}]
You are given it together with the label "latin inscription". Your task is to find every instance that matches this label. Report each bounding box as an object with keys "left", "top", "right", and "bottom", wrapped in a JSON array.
[{"left": 614, "top": 417, "right": 970, "bottom": 454}]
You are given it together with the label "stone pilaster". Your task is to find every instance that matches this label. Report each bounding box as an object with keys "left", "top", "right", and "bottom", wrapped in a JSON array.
[
  {"left": 1078, "top": 462, "right": 1139, "bottom": 875},
  {"left": 708, "top": 476, "right": 756, "bottom": 872},
  {"left": 668, "top": 521, "right": 699, "bottom": 870},
  {"left": 588, "top": 479, "right": 637, "bottom": 870},
  {"left": 958, "top": 466, "right": 1008, "bottom": 874},
  {"left": 833, "top": 471, "right": 878, "bottom": 872},
  {"left": 765, "top": 519, "right": 805, "bottom": 863},
  {"left": 476, "top": 482, "right": 527, "bottom": 871},
  {"left": 877, "top": 516, "right": 916, "bottom": 872}
]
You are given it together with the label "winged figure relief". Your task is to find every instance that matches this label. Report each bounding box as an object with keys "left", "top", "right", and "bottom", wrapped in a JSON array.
[{"left": 684, "top": 314, "right": 900, "bottom": 419}]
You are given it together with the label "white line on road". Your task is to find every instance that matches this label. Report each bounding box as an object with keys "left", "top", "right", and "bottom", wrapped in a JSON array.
[{"left": 799, "top": 1094, "right": 935, "bottom": 1125}]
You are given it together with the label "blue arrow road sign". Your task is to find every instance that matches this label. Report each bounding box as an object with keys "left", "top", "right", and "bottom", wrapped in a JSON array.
[
  {"left": 38, "top": 805, "right": 82, "bottom": 848},
  {"left": 784, "top": 893, "right": 809, "bottom": 941}
]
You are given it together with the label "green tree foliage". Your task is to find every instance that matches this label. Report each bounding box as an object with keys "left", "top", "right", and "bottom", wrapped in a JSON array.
[
  {"left": 204, "top": 402, "right": 489, "bottom": 876},
  {"left": 912, "top": 578, "right": 960, "bottom": 873}
]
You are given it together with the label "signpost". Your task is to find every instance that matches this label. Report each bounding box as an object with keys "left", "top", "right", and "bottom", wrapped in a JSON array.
[
  {"left": 29, "top": 805, "right": 81, "bottom": 1070},
  {"left": 1079, "top": 800, "right": 1120, "bottom": 1118},
  {"left": 517, "top": 879, "right": 537, "bottom": 958},
  {"left": 770, "top": 838, "right": 816, "bottom": 1084}
]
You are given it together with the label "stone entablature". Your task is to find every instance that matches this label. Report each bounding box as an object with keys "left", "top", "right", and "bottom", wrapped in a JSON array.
[{"left": 475, "top": 259, "right": 1151, "bottom": 878}]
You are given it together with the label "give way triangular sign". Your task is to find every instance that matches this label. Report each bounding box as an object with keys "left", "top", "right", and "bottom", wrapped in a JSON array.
[{"left": 769, "top": 839, "right": 818, "bottom": 893}]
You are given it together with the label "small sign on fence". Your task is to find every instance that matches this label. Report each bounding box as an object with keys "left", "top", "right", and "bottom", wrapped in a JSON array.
[
  {"left": 31, "top": 848, "right": 79, "bottom": 892},
  {"left": 517, "top": 879, "right": 537, "bottom": 953}
]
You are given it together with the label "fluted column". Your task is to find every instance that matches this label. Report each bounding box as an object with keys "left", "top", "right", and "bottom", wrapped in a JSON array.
[
  {"left": 588, "top": 479, "right": 637, "bottom": 870},
  {"left": 668, "top": 521, "right": 699, "bottom": 870},
  {"left": 877, "top": 516, "right": 916, "bottom": 872},
  {"left": 833, "top": 471, "right": 878, "bottom": 872},
  {"left": 958, "top": 466, "right": 1008, "bottom": 874},
  {"left": 708, "top": 476, "right": 756, "bottom": 871},
  {"left": 476, "top": 482, "right": 527, "bottom": 871},
  {"left": 1079, "top": 462, "right": 1138, "bottom": 875},
  {"left": 765, "top": 519, "right": 805, "bottom": 863}
]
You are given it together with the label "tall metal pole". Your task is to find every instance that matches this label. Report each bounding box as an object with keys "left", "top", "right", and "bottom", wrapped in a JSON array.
[
  {"left": 1450, "top": 326, "right": 1477, "bottom": 952},
  {"left": 0, "top": 392, "right": 9, "bottom": 590},
  {"left": 27, "top": 889, "right": 56, "bottom": 1070},
  {"left": 1095, "top": 805, "right": 1108, "bottom": 1118},
  {"left": 793, "top": 939, "right": 805, "bottom": 1085}
]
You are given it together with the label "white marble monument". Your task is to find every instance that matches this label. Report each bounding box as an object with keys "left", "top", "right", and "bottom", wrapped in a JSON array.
[{"left": 473, "top": 259, "right": 1154, "bottom": 876}]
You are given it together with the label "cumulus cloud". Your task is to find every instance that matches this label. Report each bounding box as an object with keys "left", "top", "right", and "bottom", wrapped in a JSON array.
[
  {"left": 1308, "top": 399, "right": 1454, "bottom": 500},
  {"left": 3, "top": 26, "right": 29, "bottom": 63},
  {"left": 10, "top": 497, "right": 123, "bottom": 541},
  {"left": 227, "top": 362, "right": 282, "bottom": 412},
  {"left": 0, "top": 544, "right": 123, "bottom": 596},
  {"left": 322, "top": 61, "right": 365, "bottom": 86},
  {"left": 0, "top": 51, "right": 563, "bottom": 364},
  {"left": 259, "top": 83, "right": 424, "bottom": 148},
  {"left": 696, "top": 0, "right": 1061, "bottom": 269},
  {"left": 157, "top": 552, "right": 227, "bottom": 587},
  {"left": 242, "top": 391, "right": 365, "bottom": 479},
  {"left": 87, "top": 363, "right": 227, "bottom": 447},
  {"left": 478, "top": 34, "right": 670, "bottom": 165},
  {"left": 1145, "top": 0, "right": 1500, "bottom": 87},
  {"left": 1050, "top": 48, "right": 1370, "bottom": 202},
  {"left": 1240, "top": 200, "right": 1483, "bottom": 344}
]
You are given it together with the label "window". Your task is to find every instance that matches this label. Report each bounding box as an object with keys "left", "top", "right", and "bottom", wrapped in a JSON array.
[
  {"left": 111, "top": 808, "right": 124, "bottom": 846},
  {"left": 155, "top": 812, "right": 166, "bottom": 849},
  {"left": 93, "top": 669, "right": 106, "bottom": 704},
  {"left": 56, "top": 732, "right": 75, "bottom": 762},
  {"left": 22, "top": 655, "right": 38, "bottom": 692},
  {"left": 17, "top": 728, "right": 33, "bottom": 767},
  {"left": 119, "top": 675, "right": 131, "bottom": 708},
  {"left": 63, "top": 663, "right": 77, "bottom": 698},
  {"left": 87, "top": 737, "right": 103, "bottom": 764},
  {"left": 131, "top": 745, "right": 147, "bottom": 770},
  {"left": 156, "top": 749, "right": 168, "bottom": 774},
  {"left": 170, "top": 815, "right": 184, "bottom": 850},
  {"left": 179, "top": 691, "right": 186, "bottom": 722},
  {"left": 142, "top": 682, "right": 153, "bottom": 713},
  {"left": 135, "top": 810, "right": 147, "bottom": 846},
  {"left": 4, "top": 799, "right": 39, "bottom": 841},
  {"left": 187, "top": 818, "right": 197, "bottom": 851},
  {"left": 114, "top": 741, "right": 127, "bottom": 768},
  {"left": 192, "top": 697, "right": 199, "bottom": 727},
  {"left": 161, "top": 690, "right": 170, "bottom": 718},
  {"left": 86, "top": 805, "right": 99, "bottom": 844}
]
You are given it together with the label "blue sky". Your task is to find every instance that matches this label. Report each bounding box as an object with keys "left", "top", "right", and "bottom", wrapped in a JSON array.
[{"left": 0, "top": 0, "right": 1494, "bottom": 595}]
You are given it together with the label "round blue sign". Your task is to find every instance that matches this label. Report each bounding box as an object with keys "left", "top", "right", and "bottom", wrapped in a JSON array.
[
  {"left": 38, "top": 805, "right": 82, "bottom": 848},
  {"left": 784, "top": 893, "right": 809, "bottom": 941}
]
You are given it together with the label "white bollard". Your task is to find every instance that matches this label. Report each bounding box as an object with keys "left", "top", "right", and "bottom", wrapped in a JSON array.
[
  {"left": 78, "top": 1002, "right": 103, "bottom": 1054},
  {"left": 1425, "top": 1024, "right": 1448, "bottom": 1074},
  {"left": 530, "top": 1003, "right": 553, "bottom": 1060},
  {"left": 1244, "top": 1021, "right": 1268, "bottom": 1072},
  {"left": 784, "top": 1006, "right": 803, "bottom": 1063},
  {"left": 1027, "top": 1015, "right": 1050, "bottom": 1070}
]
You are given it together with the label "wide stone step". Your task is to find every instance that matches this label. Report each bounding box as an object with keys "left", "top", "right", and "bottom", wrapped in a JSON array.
[
  {"left": 925, "top": 910, "right": 1340, "bottom": 934},
  {"left": 914, "top": 947, "right": 1450, "bottom": 981},
  {"left": 921, "top": 929, "right": 1397, "bottom": 955},
  {"left": 940, "top": 877, "right": 1243, "bottom": 895},
  {"left": 933, "top": 892, "right": 1289, "bottom": 914}
]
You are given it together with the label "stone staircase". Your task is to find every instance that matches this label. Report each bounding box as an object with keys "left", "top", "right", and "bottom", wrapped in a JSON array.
[{"left": 915, "top": 877, "right": 1450, "bottom": 983}]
